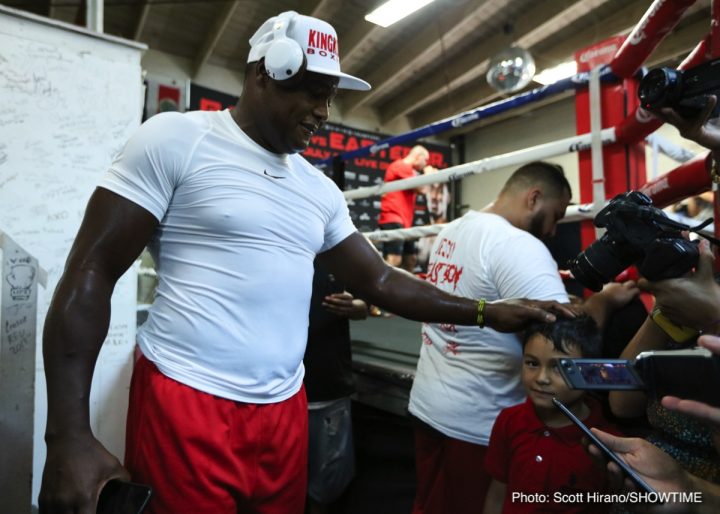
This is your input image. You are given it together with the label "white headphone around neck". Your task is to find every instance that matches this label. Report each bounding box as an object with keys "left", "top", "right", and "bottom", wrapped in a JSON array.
[{"left": 263, "top": 12, "right": 306, "bottom": 85}]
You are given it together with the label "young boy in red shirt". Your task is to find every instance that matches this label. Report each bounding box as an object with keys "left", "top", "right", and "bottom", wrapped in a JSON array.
[{"left": 484, "top": 316, "right": 620, "bottom": 513}]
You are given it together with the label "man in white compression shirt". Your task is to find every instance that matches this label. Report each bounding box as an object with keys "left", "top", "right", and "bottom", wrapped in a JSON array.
[{"left": 39, "top": 12, "right": 572, "bottom": 514}]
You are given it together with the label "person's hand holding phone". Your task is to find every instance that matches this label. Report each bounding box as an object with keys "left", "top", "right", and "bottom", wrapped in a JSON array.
[
  {"left": 39, "top": 434, "right": 130, "bottom": 514},
  {"left": 587, "top": 429, "right": 703, "bottom": 513}
]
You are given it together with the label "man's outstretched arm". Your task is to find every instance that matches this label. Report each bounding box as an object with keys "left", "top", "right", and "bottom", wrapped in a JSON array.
[{"left": 319, "top": 232, "right": 575, "bottom": 333}]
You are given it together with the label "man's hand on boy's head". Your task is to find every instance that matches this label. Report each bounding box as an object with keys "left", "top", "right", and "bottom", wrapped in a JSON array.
[
  {"left": 558, "top": 302, "right": 585, "bottom": 319},
  {"left": 483, "top": 299, "right": 576, "bottom": 333}
]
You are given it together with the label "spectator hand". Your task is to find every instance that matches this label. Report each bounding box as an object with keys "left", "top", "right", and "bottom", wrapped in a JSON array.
[
  {"left": 638, "top": 240, "right": 720, "bottom": 331},
  {"left": 650, "top": 95, "right": 720, "bottom": 155},
  {"left": 587, "top": 429, "right": 694, "bottom": 513},
  {"left": 581, "top": 280, "right": 640, "bottom": 329},
  {"left": 322, "top": 292, "right": 367, "bottom": 320},
  {"left": 483, "top": 299, "right": 576, "bottom": 333},
  {"left": 601, "top": 280, "right": 641, "bottom": 310}
]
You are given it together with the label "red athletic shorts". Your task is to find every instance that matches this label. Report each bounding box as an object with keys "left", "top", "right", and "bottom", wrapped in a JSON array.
[{"left": 124, "top": 355, "right": 308, "bottom": 514}]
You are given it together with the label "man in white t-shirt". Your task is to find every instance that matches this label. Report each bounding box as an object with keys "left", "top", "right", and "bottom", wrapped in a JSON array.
[
  {"left": 39, "top": 12, "right": 573, "bottom": 514},
  {"left": 408, "top": 162, "right": 572, "bottom": 514}
]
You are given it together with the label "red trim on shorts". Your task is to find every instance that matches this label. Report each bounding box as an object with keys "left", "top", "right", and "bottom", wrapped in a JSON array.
[{"left": 125, "top": 355, "right": 308, "bottom": 514}]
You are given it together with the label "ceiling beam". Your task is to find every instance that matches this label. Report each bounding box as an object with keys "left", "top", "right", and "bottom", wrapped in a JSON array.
[
  {"left": 341, "top": 0, "right": 508, "bottom": 115},
  {"left": 531, "top": 1, "right": 707, "bottom": 68},
  {"left": 192, "top": 1, "right": 242, "bottom": 78},
  {"left": 376, "top": 0, "right": 615, "bottom": 126},
  {"left": 409, "top": 14, "right": 709, "bottom": 130},
  {"left": 25, "top": 0, "right": 53, "bottom": 17},
  {"left": 73, "top": 0, "right": 84, "bottom": 26},
  {"left": 302, "top": 0, "right": 332, "bottom": 18},
  {"left": 133, "top": 0, "right": 150, "bottom": 41},
  {"left": 336, "top": 18, "right": 382, "bottom": 70}
]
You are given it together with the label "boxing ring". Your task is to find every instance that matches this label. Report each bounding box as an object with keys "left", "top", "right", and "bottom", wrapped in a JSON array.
[{"left": 323, "top": 0, "right": 720, "bottom": 416}]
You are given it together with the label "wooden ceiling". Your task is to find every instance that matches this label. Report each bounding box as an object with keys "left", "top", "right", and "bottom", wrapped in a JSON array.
[{"left": 7, "top": 0, "right": 713, "bottom": 130}]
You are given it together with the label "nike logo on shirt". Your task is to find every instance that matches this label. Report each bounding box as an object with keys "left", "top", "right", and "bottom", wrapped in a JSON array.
[{"left": 264, "top": 169, "right": 286, "bottom": 179}]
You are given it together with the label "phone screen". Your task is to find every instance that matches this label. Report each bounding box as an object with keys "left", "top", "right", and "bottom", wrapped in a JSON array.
[
  {"left": 576, "top": 361, "right": 637, "bottom": 385},
  {"left": 96, "top": 480, "right": 152, "bottom": 514},
  {"left": 552, "top": 398, "right": 659, "bottom": 499},
  {"left": 558, "top": 358, "right": 644, "bottom": 391}
]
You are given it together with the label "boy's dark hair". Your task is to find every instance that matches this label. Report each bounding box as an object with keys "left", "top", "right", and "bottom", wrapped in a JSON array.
[{"left": 522, "top": 315, "right": 601, "bottom": 358}]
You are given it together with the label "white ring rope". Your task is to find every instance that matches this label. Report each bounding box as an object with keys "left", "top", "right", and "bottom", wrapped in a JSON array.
[
  {"left": 360, "top": 202, "right": 714, "bottom": 243},
  {"left": 344, "top": 118, "right": 700, "bottom": 245},
  {"left": 364, "top": 224, "right": 446, "bottom": 243},
  {"left": 349, "top": 127, "right": 616, "bottom": 244},
  {"left": 363, "top": 204, "right": 598, "bottom": 243},
  {"left": 344, "top": 128, "right": 617, "bottom": 201}
]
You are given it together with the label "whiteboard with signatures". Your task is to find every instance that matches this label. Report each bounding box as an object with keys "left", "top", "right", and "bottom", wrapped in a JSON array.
[{"left": 0, "top": 5, "right": 145, "bottom": 505}]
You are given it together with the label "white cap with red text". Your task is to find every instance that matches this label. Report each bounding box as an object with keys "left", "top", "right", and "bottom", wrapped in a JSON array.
[{"left": 248, "top": 11, "right": 371, "bottom": 91}]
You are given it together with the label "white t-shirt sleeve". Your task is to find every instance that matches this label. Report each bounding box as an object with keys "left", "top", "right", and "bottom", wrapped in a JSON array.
[
  {"left": 99, "top": 112, "right": 206, "bottom": 222},
  {"left": 491, "top": 234, "right": 568, "bottom": 302},
  {"left": 319, "top": 179, "right": 356, "bottom": 252}
]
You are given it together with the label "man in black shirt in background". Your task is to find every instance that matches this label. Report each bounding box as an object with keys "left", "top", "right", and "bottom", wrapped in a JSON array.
[{"left": 304, "top": 260, "right": 368, "bottom": 514}]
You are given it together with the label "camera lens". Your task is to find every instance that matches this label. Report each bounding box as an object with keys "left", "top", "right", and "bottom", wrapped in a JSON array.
[
  {"left": 568, "top": 252, "right": 606, "bottom": 292},
  {"left": 638, "top": 68, "right": 679, "bottom": 109},
  {"left": 569, "top": 234, "right": 641, "bottom": 292}
]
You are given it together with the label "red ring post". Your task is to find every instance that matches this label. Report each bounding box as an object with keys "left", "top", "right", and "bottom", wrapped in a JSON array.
[{"left": 610, "top": 0, "right": 697, "bottom": 78}]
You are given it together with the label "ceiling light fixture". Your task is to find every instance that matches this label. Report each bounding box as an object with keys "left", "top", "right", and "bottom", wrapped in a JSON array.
[
  {"left": 533, "top": 61, "right": 578, "bottom": 85},
  {"left": 365, "top": 0, "right": 437, "bottom": 28}
]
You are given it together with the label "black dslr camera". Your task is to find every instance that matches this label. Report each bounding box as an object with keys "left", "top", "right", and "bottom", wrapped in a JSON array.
[
  {"left": 568, "top": 191, "right": 700, "bottom": 292},
  {"left": 638, "top": 57, "right": 720, "bottom": 118}
]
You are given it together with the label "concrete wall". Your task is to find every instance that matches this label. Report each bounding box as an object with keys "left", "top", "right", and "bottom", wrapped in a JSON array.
[{"left": 462, "top": 99, "right": 579, "bottom": 210}]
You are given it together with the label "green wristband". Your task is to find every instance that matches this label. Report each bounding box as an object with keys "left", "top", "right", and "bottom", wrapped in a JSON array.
[{"left": 477, "top": 298, "right": 487, "bottom": 328}]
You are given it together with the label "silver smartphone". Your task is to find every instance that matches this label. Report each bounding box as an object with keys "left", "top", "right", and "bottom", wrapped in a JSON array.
[{"left": 552, "top": 398, "right": 659, "bottom": 498}]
